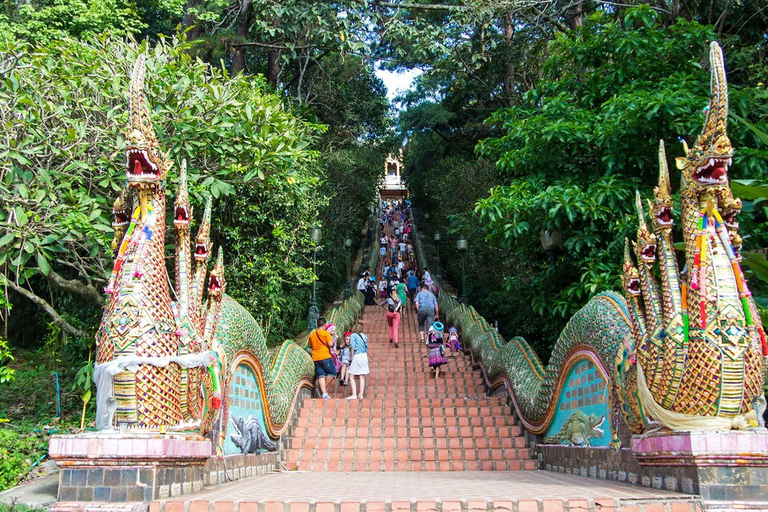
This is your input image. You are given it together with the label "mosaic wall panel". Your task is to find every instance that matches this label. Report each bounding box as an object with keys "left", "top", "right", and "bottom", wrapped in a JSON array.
[
  {"left": 224, "top": 363, "right": 276, "bottom": 455},
  {"left": 542, "top": 359, "right": 612, "bottom": 447}
]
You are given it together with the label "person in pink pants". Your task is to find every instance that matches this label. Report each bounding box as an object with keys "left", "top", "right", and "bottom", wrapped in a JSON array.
[{"left": 383, "top": 289, "right": 403, "bottom": 347}]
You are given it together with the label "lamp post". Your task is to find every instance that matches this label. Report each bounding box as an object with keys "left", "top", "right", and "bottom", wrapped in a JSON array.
[
  {"left": 434, "top": 232, "right": 442, "bottom": 286},
  {"left": 539, "top": 229, "right": 563, "bottom": 272},
  {"left": 457, "top": 235, "right": 468, "bottom": 304},
  {"left": 307, "top": 227, "right": 322, "bottom": 332},
  {"left": 343, "top": 237, "right": 352, "bottom": 299}
]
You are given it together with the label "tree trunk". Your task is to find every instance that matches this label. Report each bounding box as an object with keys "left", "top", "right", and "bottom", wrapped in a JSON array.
[
  {"left": 231, "top": 0, "right": 253, "bottom": 74},
  {"left": 266, "top": 16, "right": 282, "bottom": 86},
  {"left": 503, "top": 13, "right": 516, "bottom": 106},
  {"left": 565, "top": 0, "right": 583, "bottom": 30},
  {"left": 182, "top": 0, "right": 205, "bottom": 40}
]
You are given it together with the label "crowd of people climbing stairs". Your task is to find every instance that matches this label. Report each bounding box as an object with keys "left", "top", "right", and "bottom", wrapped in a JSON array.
[{"left": 308, "top": 198, "right": 461, "bottom": 399}]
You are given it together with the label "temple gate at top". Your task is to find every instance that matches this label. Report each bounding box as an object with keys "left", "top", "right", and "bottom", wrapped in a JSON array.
[{"left": 379, "top": 152, "right": 408, "bottom": 203}]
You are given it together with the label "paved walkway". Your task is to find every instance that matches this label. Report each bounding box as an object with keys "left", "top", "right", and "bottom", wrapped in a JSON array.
[{"left": 158, "top": 471, "right": 693, "bottom": 502}]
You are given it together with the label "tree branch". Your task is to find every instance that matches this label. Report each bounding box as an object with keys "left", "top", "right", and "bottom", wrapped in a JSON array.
[
  {"left": 47, "top": 270, "right": 104, "bottom": 307},
  {"left": 2, "top": 277, "right": 91, "bottom": 338}
]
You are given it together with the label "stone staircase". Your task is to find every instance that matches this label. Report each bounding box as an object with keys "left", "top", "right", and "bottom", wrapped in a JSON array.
[{"left": 281, "top": 238, "right": 534, "bottom": 472}]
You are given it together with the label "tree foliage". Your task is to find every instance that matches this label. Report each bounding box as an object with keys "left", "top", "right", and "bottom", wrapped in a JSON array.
[{"left": 0, "top": 34, "right": 323, "bottom": 340}]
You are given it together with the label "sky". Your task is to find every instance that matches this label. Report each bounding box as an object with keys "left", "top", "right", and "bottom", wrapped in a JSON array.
[{"left": 375, "top": 66, "right": 422, "bottom": 103}]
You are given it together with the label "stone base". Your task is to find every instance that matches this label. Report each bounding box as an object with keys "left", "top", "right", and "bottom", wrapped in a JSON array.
[
  {"left": 49, "top": 432, "right": 212, "bottom": 503},
  {"left": 203, "top": 452, "right": 279, "bottom": 488},
  {"left": 632, "top": 429, "right": 768, "bottom": 502}
]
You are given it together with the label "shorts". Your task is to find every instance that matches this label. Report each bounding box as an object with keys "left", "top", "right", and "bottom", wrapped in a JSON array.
[
  {"left": 314, "top": 358, "right": 337, "bottom": 378},
  {"left": 417, "top": 307, "right": 435, "bottom": 332}
]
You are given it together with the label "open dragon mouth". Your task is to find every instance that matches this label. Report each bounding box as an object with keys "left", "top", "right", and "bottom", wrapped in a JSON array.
[
  {"left": 626, "top": 278, "right": 641, "bottom": 295},
  {"left": 209, "top": 275, "right": 223, "bottom": 294},
  {"left": 174, "top": 205, "right": 190, "bottom": 227},
  {"left": 722, "top": 211, "right": 739, "bottom": 230},
  {"left": 126, "top": 148, "right": 160, "bottom": 183},
  {"left": 656, "top": 206, "right": 673, "bottom": 227},
  {"left": 194, "top": 242, "right": 209, "bottom": 261},
  {"left": 693, "top": 157, "right": 730, "bottom": 186},
  {"left": 112, "top": 210, "right": 130, "bottom": 228},
  {"left": 592, "top": 416, "right": 605, "bottom": 436},
  {"left": 640, "top": 243, "right": 656, "bottom": 262}
]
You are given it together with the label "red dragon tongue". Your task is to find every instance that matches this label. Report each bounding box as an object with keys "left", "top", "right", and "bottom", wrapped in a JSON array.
[
  {"left": 710, "top": 164, "right": 726, "bottom": 180},
  {"left": 133, "top": 159, "right": 143, "bottom": 175}
]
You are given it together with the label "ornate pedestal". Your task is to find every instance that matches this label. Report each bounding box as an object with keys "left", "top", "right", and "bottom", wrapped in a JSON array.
[
  {"left": 49, "top": 432, "right": 211, "bottom": 504},
  {"left": 632, "top": 430, "right": 768, "bottom": 503}
]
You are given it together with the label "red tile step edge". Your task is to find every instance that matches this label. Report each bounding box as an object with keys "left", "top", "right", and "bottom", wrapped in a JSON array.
[{"left": 151, "top": 498, "right": 704, "bottom": 512}]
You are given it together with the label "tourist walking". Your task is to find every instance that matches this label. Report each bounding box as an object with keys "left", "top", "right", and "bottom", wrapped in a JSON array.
[
  {"left": 406, "top": 271, "right": 419, "bottom": 304},
  {"left": 426, "top": 322, "right": 448, "bottom": 378},
  {"left": 383, "top": 289, "right": 403, "bottom": 347},
  {"left": 396, "top": 280, "right": 408, "bottom": 311},
  {"left": 338, "top": 332, "right": 352, "bottom": 386},
  {"left": 308, "top": 317, "right": 336, "bottom": 399},
  {"left": 347, "top": 325, "right": 370, "bottom": 399},
  {"left": 414, "top": 283, "right": 439, "bottom": 343}
]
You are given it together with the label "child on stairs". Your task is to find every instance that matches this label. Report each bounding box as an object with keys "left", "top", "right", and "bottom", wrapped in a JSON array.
[{"left": 426, "top": 322, "right": 448, "bottom": 378}]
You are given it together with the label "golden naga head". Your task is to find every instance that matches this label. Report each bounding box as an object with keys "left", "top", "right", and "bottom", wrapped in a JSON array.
[
  {"left": 174, "top": 161, "right": 192, "bottom": 231},
  {"left": 111, "top": 189, "right": 131, "bottom": 251},
  {"left": 622, "top": 238, "right": 641, "bottom": 297},
  {"left": 208, "top": 247, "right": 226, "bottom": 298},
  {"left": 677, "top": 42, "right": 733, "bottom": 190},
  {"left": 633, "top": 191, "right": 657, "bottom": 265},
  {"left": 721, "top": 190, "right": 742, "bottom": 231},
  {"left": 194, "top": 197, "right": 213, "bottom": 263},
  {"left": 650, "top": 140, "right": 674, "bottom": 233},
  {"left": 126, "top": 55, "right": 170, "bottom": 190}
]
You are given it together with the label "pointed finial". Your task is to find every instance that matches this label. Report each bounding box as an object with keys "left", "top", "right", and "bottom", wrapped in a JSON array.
[
  {"left": 624, "top": 238, "right": 633, "bottom": 265},
  {"left": 657, "top": 140, "right": 670, "bottom": 194},
  {"left": 635, "top": 191, "right": 648, "bottom": 230}
]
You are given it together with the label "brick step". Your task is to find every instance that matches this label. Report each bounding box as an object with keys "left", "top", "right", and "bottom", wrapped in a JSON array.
[
  {"left": 281, "top": 457, "right": 535, "bottom": 472},
  {"left": 153, "top": 497, "right": 702, "bottom": 512},
  {"left": 289, "top": 423, "right": 523, "bottom": 440},
  {"left": 299, "top": 397, "right": 506, "bottom": 412},
  {"left": 296, "top": 408, "right": 515, "bottom": 423},
  {"left": 294, "top": 413, "right": 516, "bottom": 428},
  {"left": 285, "top": 432, "right": 526, "bottom": 450}
]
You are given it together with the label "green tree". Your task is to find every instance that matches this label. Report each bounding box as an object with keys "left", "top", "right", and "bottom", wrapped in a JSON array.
[
  {"left": 473, "top": 7, "right": 768, "bottom": 353},
  {"left": 0, "top": 34, "right": 322, "bottom": 341}
]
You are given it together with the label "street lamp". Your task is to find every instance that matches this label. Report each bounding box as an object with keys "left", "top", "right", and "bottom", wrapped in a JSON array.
[
  {"left": 434, "top": 232, "right": 442, "bottom": 286},
  {"left": 307, "top": 227, "right": 322, "bottom": 332},
  {"left": 343, "top": 237, "right": 353, "bottom": 300},
  {"left": 539, "top": 229, "right": 563, "bottom": 272},
  {"left": 457, "top": 235, "right": 468, "bottom": 304}
]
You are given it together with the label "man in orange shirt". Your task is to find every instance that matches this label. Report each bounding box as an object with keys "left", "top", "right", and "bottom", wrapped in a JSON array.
[{"left": 309, "top": 317, "right": 336, "bottom": 399}]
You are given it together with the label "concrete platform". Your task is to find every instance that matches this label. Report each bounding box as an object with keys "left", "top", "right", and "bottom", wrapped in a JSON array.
[{"left": 151, "top": 470, "right": 702, "bottom": 512}]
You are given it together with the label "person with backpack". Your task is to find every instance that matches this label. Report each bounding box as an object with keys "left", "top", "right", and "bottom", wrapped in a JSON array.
[
  {"left": 308, "top": 317, "right": 336, "bottom": 399},
  {"left": 383, "top": 289, "right": 403, "bottom": 347},
  {"left": 347, "top": 325, "right": 370, "bottom": 399},
  {"left": 414, "top": 283, "right": 439, "bottom": 343},
  {"left": 406, "top": 271, "right": 419, "bottom": 305}
]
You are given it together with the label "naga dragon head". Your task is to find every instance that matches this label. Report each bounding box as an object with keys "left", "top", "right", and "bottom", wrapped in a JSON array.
[
  {"left": 209, "top": 247, "right": 226, "bottom": 298},
  {"left": 194, "top": 197, "right": 213, "bottom": 263},
  {"left": 721, "top": 191, "right": 742, "bottom": 231},
  {"left": 678, "top": 42, "right": 732, "bottom": 191},
  {"left": 111, "top": 189, "right": 131, "bottom": 251},
  {"left": 650, "top": 140, "right": 674, "bottom": 234},
  {"left": 633, "top": 191, "right": 657, "bottom": 265},
  {"left": 126, "top": 55, "right": 170, "bottom": 191},
  {"left": 622, "top": 238, "right": 641, "bottom": 297},
  {"left": 174, "top": 160, "right": 192, "bottom": 231}
]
